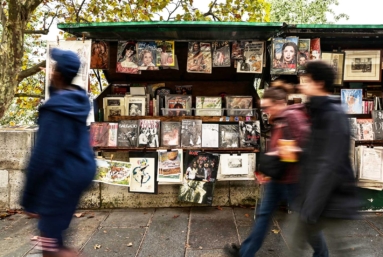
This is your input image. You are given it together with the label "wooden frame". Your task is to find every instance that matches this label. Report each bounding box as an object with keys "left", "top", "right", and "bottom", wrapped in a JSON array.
[
  {"left": 344, "top": 50, "right": 381, "bottom": 82},
  {"left": 322, "top": 52, "right": 345, "bottom": 86}
]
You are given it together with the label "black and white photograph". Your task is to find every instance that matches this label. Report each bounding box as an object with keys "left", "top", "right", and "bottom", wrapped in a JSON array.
[
  {"left": 219, "top": 154, "right": 249, "bottom": 175},
  {"left": 103, "top": 96, "right": 125, "bottom": 121},
  {"left": 239, "top": 121, "right": 260, "bottom": 147},
  {"left": 228, "top": 158, "right": 242, "bottom": 168},
  {"left": 219, "top": 124, "right": 239, "bottom": 148},
  {"left": 372, "top": 110, "right": 383, "bottom": 140},
  {"left": 181, "top": 119, "right": 202, "bottom": 147},
  {"left": 344, "top": 50, "right": 381, "bottom": 82},
  {"left": 125, "top": 95, "right": 146, "bottom": 116},
  {"left": 201, "top": 123, "right": 219, "bottom": 148},
  {"left": 217, "top": 153, "right": 256, "bottom": 181},
  {"left": 138, "top": 120, "right": 160, "bottom": 147},
  {"left": 117, "top": 120, "right": 138, "bottom": 147}
]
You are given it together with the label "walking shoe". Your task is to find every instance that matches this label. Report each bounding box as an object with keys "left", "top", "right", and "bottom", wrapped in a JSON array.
[{"left": 223, "top": 243, "right": 241, "bottom": 257}]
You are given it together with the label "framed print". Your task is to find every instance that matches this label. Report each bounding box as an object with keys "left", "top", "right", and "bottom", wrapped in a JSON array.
[
  {"left": 344, "top": 50, "right": 381, "bottom": 82},
  {"left": 129, "top": 152, "right": 158, "bottom": 194},
  {"left": 322, "top": 52, "right": 345, "bottom": 86}
]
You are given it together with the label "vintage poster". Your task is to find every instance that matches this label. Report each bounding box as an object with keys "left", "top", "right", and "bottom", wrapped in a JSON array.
[
  {"left": 201, "top": 124, "right": 219, "bottom": 148},
  {"left": 136, "top": 41, "right": 159, "bottom": 70},
  {"left": 297, "top": 38, "right": 310, "bottom": 73},
  {"left": 322, "top": 52, "right": 345, "bottom": 86},
  {"left": 90, "top": 41, "right": 109, "bottom": 69},
  {"left": 341, "top": 89, "right": 363, "bottom": 114},
  {"left": 178, "top": 180, "right": 214, "bottom": 205},
  {"left": 225, "top": 96, "right": 253, "bottom": 116},
  {"left": 372, "top": 110, "right": 383, "bottom": 140},
  {"left": 46, "top": 40, "right": 91, "bottom": 99},
  {"left": 359, "top": 146, "right": 383, "bottom": 182},
  {"left": 183, "top": 151, "right": 220, "bottom": 182},
  {"left": 138, "top": 119, "right": 161, "bottom": 147},
  {"left": 186, "top": 42, "right": 212, "bottom": 74},
  {"left": 310, "top": 38, "right": 321, "bottom": 60},
  {"left": 157, "top": 149, "right": 183, "bottom": 183},
  {"left": 181, "top": 120, "right": 202, "bottom": 147},
  {"left": 125, "top": 95, "right": 146, "bottom": 116},
  {"left": 108, "top": 123, "right": 118, "bottom": 147},
  {"left": 94, "top": 159, "right": 131, "bottom": 186},
  {"left": 155, "top": 41, "right": 175, "bottom": 67},
  {"left": 270, "top": 37, "right": 299, "bottom": 75},
  {"left": 231, "top": 41, "right": 245, "bottom": 61},
  {"left": 116, "top": 41, "right": 140, "bottom": 74},
  {"left": 117, "top": 120, "right": 138, "bottom": 147},
  {"left": 239, "top": 121, "right": 260, "bottom": 147},
  {"left": 195, "top": 96, "right": 222, "bottom": 116},
  {"left": 129, "top": 152, "right": 157, "bottom": 194},
  {"left": 219, "top": 154, "right": 249, "bottom": 175},
  {"left": 103, "top": 97, "right": 125, "bottom": 121},
  {"left": 217, "top": 153, "right": 256, "bottom": 181},
  {"left": 356, "top": 119, "right": 374, "bottom": 141},
  {"left": 236, "top": 41, "right": 264, "bottom": 73},
  {"left": 212, "top": 41, "right": 231, "bottom": 67},
  {"left": 165, "top": 95, "right": 192, "bottom": 116},
  {"left": 90, "top": 122, "right": 109, "bottom": 147},
  {"left": 161, "top": 121, "right": 181, "bottom": 147},
  {"left": 219, "top": 124, "right": 240, "bottom": 148}
]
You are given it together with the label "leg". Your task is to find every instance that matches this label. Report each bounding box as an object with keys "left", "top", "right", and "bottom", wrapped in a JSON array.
[{"left": 239, "top": 181, "right": 283, "bottom": 257}]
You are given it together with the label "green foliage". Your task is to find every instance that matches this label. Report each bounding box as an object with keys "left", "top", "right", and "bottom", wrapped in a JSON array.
[{"left": 268, "top": 0, "right": 348, "bottom": 24}]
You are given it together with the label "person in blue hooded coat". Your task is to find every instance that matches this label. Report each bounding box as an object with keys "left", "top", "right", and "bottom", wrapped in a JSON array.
[{"left": 21, "top": 48, "right": 96, "bottom": 257}]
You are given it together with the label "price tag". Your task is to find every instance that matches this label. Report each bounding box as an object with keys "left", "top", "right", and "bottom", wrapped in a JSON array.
[
  {"left": 225, "top": 116, "right": 230, "bottom": 122},
  {"left": 246, "top": 116, "right": 251, "bottom": 121}
]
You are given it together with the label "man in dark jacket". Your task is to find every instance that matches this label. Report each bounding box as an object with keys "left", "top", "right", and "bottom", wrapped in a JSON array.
[
  {"left": 291, "top": 61, "right": 360, "bottom": 256},
  {"left": 22, "top": 48, "right": 96, "bottom": 257}
]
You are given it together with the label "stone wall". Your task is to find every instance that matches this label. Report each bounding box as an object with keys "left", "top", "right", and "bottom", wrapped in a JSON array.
[{"left": 0, "top": 129, "right": 260, "bottom": 210}]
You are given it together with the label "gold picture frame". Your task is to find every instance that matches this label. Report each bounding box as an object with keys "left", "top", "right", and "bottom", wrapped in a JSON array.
[
  {"left": 322, "top": 52, "right": 345, "bottom": 86},
  {"left": 344, "top": 50, "right": 381, "bottom": 82}
]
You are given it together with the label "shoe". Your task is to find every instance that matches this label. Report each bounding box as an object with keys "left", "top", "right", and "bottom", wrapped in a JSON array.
[{"left": 223, "top": 243, "right": 241, "bottom": 257}]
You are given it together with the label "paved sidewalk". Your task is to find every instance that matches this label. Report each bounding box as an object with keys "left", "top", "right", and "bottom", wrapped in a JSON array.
[{"left": 1, "top": 207, "right": 383, "bottom": 257}]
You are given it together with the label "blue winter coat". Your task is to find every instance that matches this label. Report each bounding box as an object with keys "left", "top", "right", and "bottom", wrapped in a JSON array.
[{"left": 21, "top": 86, "right": 96, "bottom": 216}]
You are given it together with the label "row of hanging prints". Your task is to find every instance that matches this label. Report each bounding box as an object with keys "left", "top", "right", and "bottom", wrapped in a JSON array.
[{"left": 46, "top": 37, "right": 320, "bottom": 77}]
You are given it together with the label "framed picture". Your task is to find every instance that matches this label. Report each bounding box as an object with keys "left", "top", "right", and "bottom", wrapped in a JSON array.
[
  {"left": 128, "top": 152, "right": 158, "bottom": 194},
  {"left": 322, "top": 52, "right": 345, "bottom": 86},
  {"left": 344, "top": 50, "right": 381, "bottom": 82}
]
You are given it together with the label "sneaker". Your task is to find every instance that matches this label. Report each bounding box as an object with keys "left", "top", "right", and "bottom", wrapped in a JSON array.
[{"left": 223, "top": 243, "right": 241, "bottom": 257}]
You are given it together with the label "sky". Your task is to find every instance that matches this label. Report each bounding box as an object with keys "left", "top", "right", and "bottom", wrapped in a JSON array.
[{"left": 44, "top": 0, "right": 383, "bottom": 41}]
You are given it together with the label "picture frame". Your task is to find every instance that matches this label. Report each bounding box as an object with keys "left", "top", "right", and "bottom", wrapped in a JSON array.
[
  {"left": 321, "top": 52, "right": 345, "bottom": 86},
  {"left": 343, "top": 50, "right": 381, "bottom": 82}
]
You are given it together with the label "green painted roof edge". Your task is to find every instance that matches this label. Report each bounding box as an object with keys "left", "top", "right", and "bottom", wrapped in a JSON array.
[
  {"left": 293, "top": 24, "right": 383, "bottom": 29},
  {"left": 57, "top": 21, "right": 284, "bottom": 29}
]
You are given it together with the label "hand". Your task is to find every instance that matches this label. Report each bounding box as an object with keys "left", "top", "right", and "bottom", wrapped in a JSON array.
[{"left": 24, "top": 211, "right": 39, "bottom": 219}]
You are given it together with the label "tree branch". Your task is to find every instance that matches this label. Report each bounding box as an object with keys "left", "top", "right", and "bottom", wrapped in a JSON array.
[
  {"left": 203, "top": 0, "right": 221, "bottom": 21},
  {"left": 18, "top": 60, "right": 46, "bottom": 82},
  {"left": 14, "top": 93, "right": 44, "bottom": 98},
  {"left": 166, "top": 0, "right": 181, "bottom": 21},
  {"left": 24, "top": 29, "right": 49, "bottom": 35},
  {"left": 75, "top": 0, "right": 87, "bottom": 23}
]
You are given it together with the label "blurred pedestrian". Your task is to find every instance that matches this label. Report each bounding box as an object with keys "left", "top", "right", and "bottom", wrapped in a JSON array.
[
  {"left": 21, "top": 48, "right": 96, "bottom": 257},
  {"left": 225, "top": 82, "right": 310, "bottom": 257},
  {"left": 290, "top": 60, "right": 361, "bottom": 256}
]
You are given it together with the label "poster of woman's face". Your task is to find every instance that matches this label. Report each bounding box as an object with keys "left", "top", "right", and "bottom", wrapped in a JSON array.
[
  {"left": 270, "top": 37, "right": 299, "bottom": 75},
  {"left": 90, "top": 41, "right": 109, "bottom": 69}
]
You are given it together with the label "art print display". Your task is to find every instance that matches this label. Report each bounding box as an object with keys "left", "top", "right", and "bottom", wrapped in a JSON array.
[
  {"left": 117, "top": 120, "right": 139, "bottom": 147},
  {"left": 322, "top": 52, "right": 345, "bottom": 86},
  {"left": 219, "top": 124, "right": 240, "bottom": 148},
  {"left": 186, "top": 42, "right": 212, "bottom": 74},
  {"left": 217, "top": 153, "right": 256, "bottom": 181},
  {"left": 178, "top": 180, "right": 214, "bottom": 205},
  {"left": 270, "top": 37, "right": 299, "bottom": 75},
  {"left": 108, "top": 123, "right": 118, "bottom": 147},
  {"left": 161, "top": 121, "right": 181, "bottom": 147},
  {"left": 94, "top": 159, "right": 131, "bottom": 186},
  {"left": 236, "top": 41, "right": 264, "bottom": 73},
  {"left": 183, "top": 151, "right": 219, "bottom": 182},
  {"left": 212, "top": 41, "right": 231, "bottom": 67},
  {"left": 90, "top": 122, "right": 109, "bottom": 147},
  {"left": 341, "top": 89, "right": 363, "bottom": 114},
  {"left": 225, "top": 96, "right": 253, "bottom": 116},
  {"left": 46, "top": 40, "right": 91, "bottom": 99},
  {"left": 165, "top": 94, "right": 192, "bottom": 116},
  {"left": 138, "top": 119, "right": 160, "bottom": 147},
  {"left": 116, "top": 41, "right": 140, "bottom": 74},
  {"left": 358, "top": 146, "right": 383, "bottom": 182},
  {"left": 343, "top": 50, "right": 381, "bottom": 82},
  {"left": 136, "top": 41, "right": 159, "bottom": 70},
  {"left": 90, "top": 41, "right": 109, "bottom": 69},
  {"left": 297, "top": 38, "right": 310, "bottom": 73},
  {"left": 231, "top": 41, "right": 245, "bottom": 60},
  {"left": 239, "top": 121, "right": 260, "bottom": 147},
  {"left": 356, "top": 119, "right": 374, "bottom": 141},
  {"left": 201, "top": 123, "right": 219, "bottom": 148},
  {"left": 219, "top": 154, "right": 249, "bottom": 175},
  {"left": 181, "top": 120, "right": 202, "bottom": 147},
  {"left": 129, "top": 152, "right": 158, "bottom": 194},
  {"left": 157, "top": 149, "right": 183, "bottom": 183},
  {"left": 195, "top": 96, "right": 222, "bottom": 116},
  {"left": 175, "top": 85, "right": 193, "bottom": 95},
  {"left": 155, "top": 41, "right": 175, "bottom": 67},
  {"left": 125, "top": 95, "right": 146, "bottom": 116},
  {"left": 372, "top": 110, "right": 383, "bottom": 140},
  {"left": 309, "top": 38, "right": 321, "bottom": 60},
  {"left": 103, "top": 97, "right": 125, "bottom": 121}
]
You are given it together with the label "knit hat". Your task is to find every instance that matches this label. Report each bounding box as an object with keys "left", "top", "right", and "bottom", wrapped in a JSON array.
[{"left": 50, "top": 48, "right": 81, "bottom": 81}]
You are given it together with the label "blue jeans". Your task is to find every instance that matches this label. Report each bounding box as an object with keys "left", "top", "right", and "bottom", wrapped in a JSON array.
[{"left": 240, "top": 181, "right": 296, "bottom": 257}]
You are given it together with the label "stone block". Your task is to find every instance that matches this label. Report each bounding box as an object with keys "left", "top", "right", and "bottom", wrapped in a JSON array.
[
  {"left": 0, "top": 169, "right": 9, "bottom": 210},
  {"left": 9, "top": 170, "right": 25, "bottom": 210},
  {"left": 78, "top": 182, "right": 101, "bottom": 209},
  {"left": 0, "top": 130, "right": 36, "bottom": 170},
  {"left": 229, "top": 180, "right": 259, "bottom": 206}
]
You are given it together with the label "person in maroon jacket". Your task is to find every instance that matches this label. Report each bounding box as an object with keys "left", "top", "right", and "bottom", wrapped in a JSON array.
[{"left": 225, "top": 84, "right": 310, "bottom": 257}]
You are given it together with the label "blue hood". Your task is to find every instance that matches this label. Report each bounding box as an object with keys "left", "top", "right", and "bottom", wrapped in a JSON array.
[{"left": 41, "top": 86, "right": 90, "bottom": 123}]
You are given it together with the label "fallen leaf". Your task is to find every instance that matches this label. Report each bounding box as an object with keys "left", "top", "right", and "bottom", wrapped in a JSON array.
[
  {"left": 271, "top": 229, "right": 280, "bottom": 234},
  {"left": 199, "top": 246, "right": 203, "bottom": 249},
  {"left": 216, "top": 206, "right": 223, "bottom": 211},
  {"left": 30, "top": 236, "right": 39, "bottom": 241},
  {"left": 173, "top": 215, "right": 179, "bottom": 218},
  {"left": 103, "top": 231, "right": 107, "bottom": 233},
  {"left": 127, "top": 242, "right": 133, "bottom": 247},
  {"left": 74, "top": 213, "right": 84, "bottom": 218},
  {"left": 185, "top": 244, "right": 191, "bottom": 248},
  {"left": 4, "top": 237, "right": 12, "bottom": 240},
  {"left": 94, "top": 244, "right": 101, "bottom": 249},
  {"left": 244, "top": 214, "right": 250, "bottom": 218}
]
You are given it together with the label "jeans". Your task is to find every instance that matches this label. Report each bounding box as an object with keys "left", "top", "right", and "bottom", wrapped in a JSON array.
[{"left": 239, "top": 181, "right": 296, "bottom": 257}]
